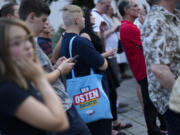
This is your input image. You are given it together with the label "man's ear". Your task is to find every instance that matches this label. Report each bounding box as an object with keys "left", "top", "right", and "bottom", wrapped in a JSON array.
[
  {"left": 74, "top": 17, "right": 79, "bottom": 25},
  {"left": 26, "top": 12, "right": 36, "bottom": 23},
  {"left": 124, "top": 8, "right": 129, "bottom": 15}
]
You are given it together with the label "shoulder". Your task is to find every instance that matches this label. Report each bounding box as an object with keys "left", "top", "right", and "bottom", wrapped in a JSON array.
[
  {"left": 0, "top": 82, "right": 19, "bottom": 90},
  {"left": 143, "top": 8, "right": 167, "bottom": 30},
  {"left": 0, "top": 81, "right": 29, "bottom": 101},
  {"left": 75, "top": 36, "right": 93, "bottom": 47},
  {"left": 141, "top": 13, "right": 166, "bottom": 41},
  {"left": 121, "top": 22, "right": 139, "bottom": 34},
  {"left": 0, "top": 82, "right": 28, "bottom": 95},
  {"left": 80, "top": 33, "right": 91, "bottom": 41},
  {"left": 0, "top": 82, "right": 30, "bottom": 114},
  {"left": 91, "top": 9, "right": 104, "bottom": 22},
  {"left": 91, "top": 9, "right": 99, "bottom": 17}
]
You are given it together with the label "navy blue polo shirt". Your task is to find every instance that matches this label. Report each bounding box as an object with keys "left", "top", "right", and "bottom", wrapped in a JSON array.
[
  {"left": 0, "top": 82, "right": 47, "bottom": 135},
  {"left": 61, "top": 33, "right": 104, "bottom": 78}
]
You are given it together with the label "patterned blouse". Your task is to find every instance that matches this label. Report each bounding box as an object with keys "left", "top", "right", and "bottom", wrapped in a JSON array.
[{"left": 141, "top": 5, "right": 180, "bottom": 114}]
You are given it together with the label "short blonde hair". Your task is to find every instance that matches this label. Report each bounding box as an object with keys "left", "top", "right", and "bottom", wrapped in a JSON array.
[{"left": 62, "top": 5, "right": 83, "bottom": 27}]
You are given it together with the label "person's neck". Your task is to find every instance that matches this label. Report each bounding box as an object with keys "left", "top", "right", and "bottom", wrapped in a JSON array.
[
  {"left": 25, "top": 21, "right": 38, "bottom": 36},
  {"left": 106, "top": 13, "right": 113, "bottom": 18},
  {"left": 65, "top": 27, "right": 80, "bottom": 35},
  {"left": 159, "top": 0, "right": 178, "bottom": 13},
  {"left": 123, "top": 15, "right": 136, "bottom": 23}
]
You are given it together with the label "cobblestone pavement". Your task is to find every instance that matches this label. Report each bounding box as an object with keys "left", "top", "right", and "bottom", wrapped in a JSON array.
[{"left": 116, "top": 77, "right": 148, "bottom": 135}]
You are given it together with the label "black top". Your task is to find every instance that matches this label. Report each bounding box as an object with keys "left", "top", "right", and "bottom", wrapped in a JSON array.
[
  {"left": 0, "top": 81, "right": 47, "bottom": 135},
  {"left": 61, "top": 33, "right": 104, "bottom": 79}
]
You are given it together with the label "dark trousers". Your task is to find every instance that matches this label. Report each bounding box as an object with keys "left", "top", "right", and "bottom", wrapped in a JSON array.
[
  {"left": 138, "top": 78, "right": 162, "bottom": 135},
  {"left": 57, "top": 105, "right": 91, "bottom": 135},
  {"left": 87, "top": 119, "right": 112, "bottom": 135},
  {"left": 158, "top": 113, "right": 167, "bottom": 131},
  {"left": 107, "top": 58, "right": 121, "bottom": 121},
  {"left": 119, "top": 63, "right": 126, "bottom": 74},
  {"left": 163, "top": 109, "right": 180, "bottom": 135},
  {"left": 108, "top": 73, "right": 118, "bottom": 121}
]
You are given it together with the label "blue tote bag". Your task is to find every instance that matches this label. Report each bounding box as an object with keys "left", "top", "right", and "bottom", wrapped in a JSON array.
[{"left": 67, "top": 36, "right": 112, "bottom": 123}]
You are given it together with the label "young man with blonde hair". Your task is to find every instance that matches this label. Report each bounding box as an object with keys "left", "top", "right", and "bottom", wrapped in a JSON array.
[{"left": 61, "top": 4, "right": 113, "bottom": 135}]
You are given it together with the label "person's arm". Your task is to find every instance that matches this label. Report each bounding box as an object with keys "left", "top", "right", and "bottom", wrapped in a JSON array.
[
  {"left": 98, "top": 58, "right": 108, "bottom": 70},
  {"left": 15, "top": 79, "right": 69, "bottom": 132},
  {"left": 80, "top": 33, "right": 91, "bottom": 41},
  {"left": 14, "top": 59, "right": 69, "bottom": 132},
  {"left": 80, "top": 31, "right": 108, "bottom": 70},
  {"left": 78, "top": 39, "right": 108, "bottom": 71},
  {"left": 142, "top": 17, "right": 176, "bottom": 92},
  {"left": 52, "top": 36, "right": 63, "bottom": 61},
  {"left": 80, "top": 32, "right": 115, "bottom": 58},
  {"left": 95, "top": 21, "right": 119, "bottom": 39},
  {"left": 150, "top": 64, "right": 175, "bottom": 91},
  {"left": 103, "top": 25, "right": 119, "bottom": 39},
  {"left": 46, "top": 58, "right": 75, "bottom": 84},
  {"left": 101, "top": 48, "right": 116, "bottom": 58}
]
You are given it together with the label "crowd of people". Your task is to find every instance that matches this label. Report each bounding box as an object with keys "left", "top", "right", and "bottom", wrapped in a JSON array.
[{"left": 0, "top": 0, "right": 180, "bottom": 135}]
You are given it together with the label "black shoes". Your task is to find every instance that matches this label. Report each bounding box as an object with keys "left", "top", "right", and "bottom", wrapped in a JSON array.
[{"left": 113, "top": 123, "right": 133, "bottom": 131}]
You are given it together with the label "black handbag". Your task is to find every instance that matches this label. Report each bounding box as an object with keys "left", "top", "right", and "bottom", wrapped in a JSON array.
[{"left": 117, "top": 40, "right": 124, "bottom": 53}]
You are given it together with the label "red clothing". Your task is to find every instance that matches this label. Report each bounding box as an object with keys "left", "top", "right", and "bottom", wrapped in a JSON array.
[{"left": 120, "top": 20, "right": 147, "bottom": 81}]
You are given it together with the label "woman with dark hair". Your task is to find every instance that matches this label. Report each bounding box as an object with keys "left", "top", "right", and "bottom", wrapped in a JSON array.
[
  {"left": 0, "top": 18, "right": 69, "bottom": 135},
  {"left": 80, "top": 8, "right": 132, "bottom": 135},
  {"left": 81, "top": 8, "right": 105, "bottom": 53},
  {"left": 80, "top": 8, "right": 115, "bottom": 97}
]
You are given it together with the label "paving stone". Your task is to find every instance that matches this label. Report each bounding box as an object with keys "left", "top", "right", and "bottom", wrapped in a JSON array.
[{"left": 116, "top": 74, "right": 148, "bottom": 135}]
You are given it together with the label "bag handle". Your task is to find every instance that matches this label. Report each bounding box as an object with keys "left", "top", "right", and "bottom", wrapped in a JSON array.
[{"left": 69, "top": 36, "right": 94, "bottom": 78}]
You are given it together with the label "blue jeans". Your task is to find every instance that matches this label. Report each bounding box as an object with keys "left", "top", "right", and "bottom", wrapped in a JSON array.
[{"left": 163, "top": 109, "right": 180, "bottom": 135}]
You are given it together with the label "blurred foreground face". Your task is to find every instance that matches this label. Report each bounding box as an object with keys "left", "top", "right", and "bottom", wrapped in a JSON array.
[{"left": 9, "top": 25, "right": 34, "bottom": 61}]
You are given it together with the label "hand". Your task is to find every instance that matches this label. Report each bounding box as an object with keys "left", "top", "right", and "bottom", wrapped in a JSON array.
[
  {"left": 57, "top": 58, "right": 75, "bottom": 75},
  {"left": 100, "top": 21, "right": 107, "bottom": 32},
  {"left": 106, "top": 48, "right": 117, "bottom": 56},
  {"left": 16, "top": 59, "right": 45, "bottom": 83},
  {"left": 54, "top": 56, "right": 67, "bottom": 69},
  {"left": 102, "top": 48, "right": 117, "bottom": 58}
]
